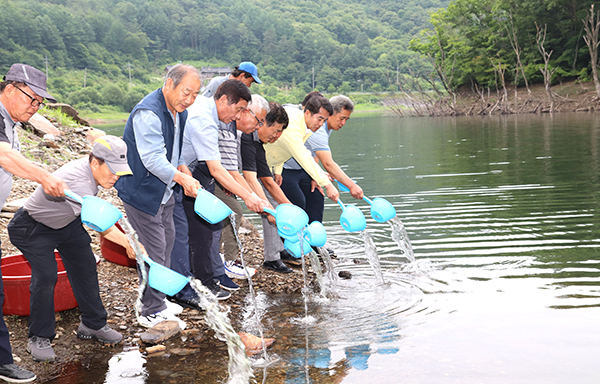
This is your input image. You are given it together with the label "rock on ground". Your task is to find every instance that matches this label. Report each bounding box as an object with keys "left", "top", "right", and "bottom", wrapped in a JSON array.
[{"left": 1, "top": 118, "right": 315, "bottom": 382}]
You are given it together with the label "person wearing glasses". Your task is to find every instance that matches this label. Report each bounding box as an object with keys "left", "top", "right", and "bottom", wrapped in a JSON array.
[
  {"left": 167, "top": 66, "right": 263, "bottom": 308},
  {"left": 240, "top": 102, "right": 295, "bottom": 274},
  {"left": 214, "top": 94, "right": 271, "bottom": 282},
  {"left": 286, "top": 95, "right": 362, "bottom": 224},
  {"left": 168, "top": 80, "right": 264, "bottom": 309},
  {"left": 8, "top": 136, "right": 138, "bottom": 364},
  {"left": 264, "top": 95, "right": 340, "bottom": 218},
  {"left": 0, "top": 63, "right": 68, "bottom": 383}
]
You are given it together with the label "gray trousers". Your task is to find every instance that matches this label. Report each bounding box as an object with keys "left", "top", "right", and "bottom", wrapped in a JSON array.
[
  {"left": 214, "top": 184, "right": 243, "bottom": 262},
  {"left": 261, "top": 180, "right": 284, "bottom": 262},
  {"left": 123, "top": 195, "right": 175, "bottom": 317}
]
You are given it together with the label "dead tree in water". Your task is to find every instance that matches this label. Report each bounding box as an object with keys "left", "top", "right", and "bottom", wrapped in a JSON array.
[
  {"left": 536, "top": 23, "right": 558, "bottom": 112},
  {"left": 490, "top": 58, "right": 509, "bottom": 114},
  {"left": 583, "top": 4, "right": 600, "bottom": 99},
  {"left": 505, "top": 12, "right": 530, "bottom": 99}
]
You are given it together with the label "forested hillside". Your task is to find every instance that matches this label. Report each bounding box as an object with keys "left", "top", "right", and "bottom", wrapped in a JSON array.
[
  {"left": 0, "top": 0, "right": 447, "bottom": 111},
  {"left": 410, "top": 0, "right": 599, "bottom": 92},
  {"left": 3, "top": 0, "right": 597, "bottom": 114}
]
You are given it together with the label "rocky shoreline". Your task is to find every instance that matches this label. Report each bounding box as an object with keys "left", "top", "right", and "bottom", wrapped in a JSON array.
[{"left": 0, "top": 119, "right": 313, "bottom": 382}]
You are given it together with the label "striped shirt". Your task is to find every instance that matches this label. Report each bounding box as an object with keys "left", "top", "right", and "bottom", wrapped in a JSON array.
[{"left": 218, "top": 121, "right": 240, "bottom": 171}]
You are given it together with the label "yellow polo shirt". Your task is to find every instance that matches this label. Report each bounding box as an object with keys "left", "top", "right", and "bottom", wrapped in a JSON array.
[{"left": 264, "top": 106, "right": 330, "bottom": 186}]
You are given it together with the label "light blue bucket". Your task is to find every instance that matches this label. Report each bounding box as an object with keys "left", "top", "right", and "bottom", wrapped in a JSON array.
[
  {"left": 336, "top": 180, "right": 396, "bottom": 223},
  {"left": 194, "top": 188, "right": 233, "bottom": 224},
  {"left": 278, "top": 221, "right": 327, "bottom": 247},
  {"left": 284, "top": 238, "right": 313, "bottom": 258},
  {"left": 337, "top": 199, "right": 366, "bottom": 232},
  {"left": 363, "top": 196, "right": 396, "bottom": 223},
  {"left": 278, "top": 229, "right": 303, "bottom": 242},
  {"left": 140, "top": 253, "right": 190, "bottom": 296},
  {"left": 263, "top": 204, "right": 308, "bottom": 237},
  {"left": 65, "top": 190, "right": 122, "bottom": 232},
  {"left": 304, "top": 221, "right": 327, "bottom": 247}
]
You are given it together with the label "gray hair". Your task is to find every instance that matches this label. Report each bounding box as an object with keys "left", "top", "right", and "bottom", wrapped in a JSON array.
[
  {"left": 330, "top": 95, "right": 354, "bottom": 114},
  {"left": 249, "top": 94, "right": 270, "bottom": 114},
  {"left": 164, "top": 64, "right": 201, "bottom": 88}
]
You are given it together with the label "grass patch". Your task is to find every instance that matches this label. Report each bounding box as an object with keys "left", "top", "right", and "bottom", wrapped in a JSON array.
[
  {"left": 40, "top": 107, "right": 78, "bottom": 128},
  {"left": 80, "top": 108, "right": 131, "bottom": 124}
]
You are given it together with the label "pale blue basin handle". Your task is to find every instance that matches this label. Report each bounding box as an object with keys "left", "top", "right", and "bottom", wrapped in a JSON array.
[
  {"left": 64, "top": 189, "right": 84, "bottom": 205},
  {"left": 263, "top": 207, "right": 276, "bottom": 216}
]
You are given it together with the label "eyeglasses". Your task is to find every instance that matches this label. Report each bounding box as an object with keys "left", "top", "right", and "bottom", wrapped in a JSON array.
[
  {"left": 247, "top": 108, "right": 265, "bottom": 127},
  {"left": 15, "top": 86, "right": 45, "bottom": 109}
]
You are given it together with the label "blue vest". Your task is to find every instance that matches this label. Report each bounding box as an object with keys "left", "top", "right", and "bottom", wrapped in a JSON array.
[{"left": 115, "top": 88, "right": 187, "bottom": 216}]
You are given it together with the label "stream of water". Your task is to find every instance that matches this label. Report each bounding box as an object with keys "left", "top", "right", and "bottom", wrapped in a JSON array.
[{"left": 48, "top": 113, "right": 600, "bottom": 383}]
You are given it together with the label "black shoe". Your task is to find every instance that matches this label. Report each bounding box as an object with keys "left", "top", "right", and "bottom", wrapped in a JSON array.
[
  {"left": 213, "top": 274, "right": 240, "bottom": 291},
  {"left": 0, "top": 363, "right": 36, "bottom": 383},
  {"left": 280, "top": 250, "right": 301, "bottom": 266},
  {"left": 263, "top": 259, "right": 293, "bottom": 273},
  {"left": 312, "top": 246, "right": 338, "bottom": 259},
  {"left": 206, "top": 281, "right": 231, "bottom": 300},
  {"left": 167, "top": 295, "right": 204, "bottom": 311}
]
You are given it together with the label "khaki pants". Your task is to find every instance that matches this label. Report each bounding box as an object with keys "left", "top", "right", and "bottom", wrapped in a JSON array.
[{"left": 214, "top": 184, "right": 243, "bottom": 262}]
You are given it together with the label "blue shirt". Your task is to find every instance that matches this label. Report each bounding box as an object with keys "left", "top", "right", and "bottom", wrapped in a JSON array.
[
  {"left": 283, "top": 121, "right": 332, "bottom": 170},
  {"left": 182, "top": 96, "right": 221, "bottom": 165},
  {"left": 201, "top": 76, "right": 228, "bottom": 99},
  {"left": 132, "top": 109, "right": 183, "bottom": 204}
]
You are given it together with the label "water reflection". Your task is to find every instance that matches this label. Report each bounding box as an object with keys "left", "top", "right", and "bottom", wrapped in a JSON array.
[
  {"left": 104, "top": 347, "right": 147, "bottom": 383},
  {"left": 51, "top": 113, "right": 600, "bottom": 383}
]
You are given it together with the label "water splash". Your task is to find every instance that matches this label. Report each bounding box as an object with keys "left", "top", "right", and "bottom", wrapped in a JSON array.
[
  {"left": 119, "top": 216, "right": 253, "bottom": 383},
  {"left": 297, "top": 234, "right": 312, "bottom": 384},
  {"left": 229, "top": 213, "right": 278, "bottom": 367},
  {"left": 390, "top": 216, "right": 415, "bottom": 263},
  {"left": 298, "top": 233, "right": 311, "bottom": 319},
  {"left": 307, "top": 249, "right": 326, "bottom": 298},
  {"left": 316, "top": 246, "right": 338, "bottom": 295},
  {"left": 361, "top": 230, "right": 385, "bottom": 285},
  {"left": 118, "top": 217, "right": 147, "bottom": 319},
  {"left": 189, "top": 280, "right": 253, "bottom": 384}
]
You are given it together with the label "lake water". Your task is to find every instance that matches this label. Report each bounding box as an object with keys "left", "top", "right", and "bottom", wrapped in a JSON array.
[{"left": 60, "top": 113, "right": 600, "bottom": 383}]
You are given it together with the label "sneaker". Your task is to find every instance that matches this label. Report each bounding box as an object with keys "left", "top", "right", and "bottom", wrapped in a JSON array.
[
  {"left": 224, "top": 260, "right": 256, "bottom": 279},
  {"left": 207, "top": 281, "right": 231, "bottom": 300},
  {"left": 77, "top": 323, "right": 123, "bottom": 344},
  {"left": 263, "top": 259, "right": 293, "bottom": 274},
  {"left": 214, "top": 274, "right": 240, "bottom": 291},
  {"left": 163, "top": 299, "right": 184, "bottom": 315},
  {"left": 0, "top": 363, "right": 36, "bottom": 383},
  {"left": 27, "top": 336, "right": 55, "bottom": 363},
  {"left": 138, "top": 310, "right": 186, "bottom": 330}
]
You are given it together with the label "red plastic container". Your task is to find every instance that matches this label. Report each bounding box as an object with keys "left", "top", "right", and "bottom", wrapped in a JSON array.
[
  {"left": 100, "top": 222, "right": 137, "bottom": 268},
  {"left": 1, "top": 251, "right": 78, "bottom": 316}
]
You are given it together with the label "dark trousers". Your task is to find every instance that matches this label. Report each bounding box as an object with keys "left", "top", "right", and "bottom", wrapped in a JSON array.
[
  {"left": 0, "top": 246, "right": 13, "bottom": 365},
  {"left": 122, "top": 195, "right": 175, "bottom": 317},
  {"left": 182, "top": 162, "right": 222, "bottom": 287},
  {"left": 169, "top": 187, "right": 198, "bottom": 301},
  {"left": 281, "top": 168, "right": 325, "bottom": 223},
  {"left": 7, "top": 208, "right": 107, "bottom": 340}
]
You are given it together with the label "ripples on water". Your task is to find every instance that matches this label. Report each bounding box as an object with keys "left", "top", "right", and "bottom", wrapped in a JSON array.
[{"left": 53, "top": 114, "right": 600, "bottom": 383}]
